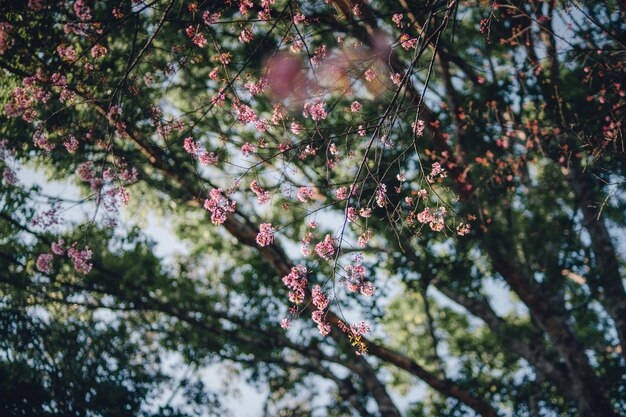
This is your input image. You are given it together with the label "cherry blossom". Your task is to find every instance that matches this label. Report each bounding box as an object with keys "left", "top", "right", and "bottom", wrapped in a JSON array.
[{"left": 256, "top": 223, "right": 275, "bottom": 247}]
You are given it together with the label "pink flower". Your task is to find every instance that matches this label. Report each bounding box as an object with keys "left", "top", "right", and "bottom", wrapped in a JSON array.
[
  {"left": 351, "top": 321, "right": 370, "bottom": 336},
  {"left": 361, "top": 281, "right": 375, "bottom": 296},
  {"left": 312, "top": 309, "right": 331, "bottom": 336},
  {"left": 51, "top": 239, "right": 65, "bottom": 255},
  {"left": 350, "top": 101, "right": 362, "bottom": 112},
  {"left": 2, "top": 167, "right": 17, "bottom": 185},
  {"left": 256, "top": 223, "right": 275, "bottom": 247},
  {"left": 347, "top": 207, "right": 358, "bottom": 222},
  {"left": 357, "top": 230, "right": 372, "bottom": 247},
  {"left": 317, "top": 321, "right": 331, "bottom": 336},
  {"left": 412, "top": 119, "right": 425, "bottom": 136},
  {"left": 297, "top": 186, "right": 313, "bottom": 202},
  {"left": 64, "top": 135, "right": 79, "bottom": 153},
  {"left": 392, "top": 13, "right": 403, "bottom": 28},
  {"left": 192, "top": 32, "right": 207, "bottom": 47},
  {"left": 0, "top": 22, "right": 13, "bottom": 55},
  {"left": 457, "top": 223, "right": 471, "bottom": 236},
  {"left": 400, "top": 34, "right": 417, "bottom": 50},
  {"left": 90, "top": 44, "right": 108, "bottom": 59},
  {"left": 233, "top": 103, "right": 258, "bottom": 125},
  {"left": 344, "top": 264, "right": 365, "bottom": 293},
  {"left": 203, "top": 11, "right": 220, "bottom": 25},
  {"left": 335, "top": 187, "right": 348, "bottom": 200},
  {"left": 241, "top": 143, "right": 256, "bottom": 156},
  {"left": 303, "top": 100, "right": 327, "bottom": 121},
  {"left": 301, "top": 239, "right": 311, "bottom": 257},
  {"left": 239, "top": 27, "right": 254, "bottom": 43},
  {"left": 417, "top": 208, "right": 432, "bottom": 224},
  {"left": 315, "top": 234, "right": 335, "bottom": 260},
  {"left": 57, "top": 45, "right": 77, "bottom": 62},
  {"left": 375, "top": 184, "right": 387, "bottom": 207},
  {"left": 312, "top": 285, "right": 329, "bottom": 310},
  {"left": 73, "top": 0, "right": 91, "bottom": 20},
  {"left": 290, "top": 121, "right": 303, "bottom": 135},
  {"left": 293, "top": 12, "right": 306, "bottom": 24},
  {"left": 36, "top": 253, "right": 53, "bottom": 273},
  {"left": 250, "top": 180, "right": 271, "bottom": 205},
  {"left": 390, "top": 73, "right": 402, "bottom": 85},
  {"left": 67, "top": 245, "right": 92, "bottom": 274},
  {"left": 359, "top": 208, "right": 372, "bottom": 218},
  {"left": 204, "top": 188, "right": 236, "bottom": 225},
  {"left": 33, "top": 131, "right": 55, "bottom": 152},
  {"left": 280, "top": 318, "right": 292, "bottom": 329},
  {"left": 364, "top": 68, "right": 376, "bottom": 82},
  {"left": 244, "top": 78, "right": 267, "bottom": 95},
  {"left": 282, "top": 265, "right": 307, "bottom": 305},
  {"left": 426, "top": 162, "right": 447, "bottom": 183}
]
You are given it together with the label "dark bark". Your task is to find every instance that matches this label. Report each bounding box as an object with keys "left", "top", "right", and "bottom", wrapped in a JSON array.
[
  {"left": 488, "top": 248, "right": 619, "bottom": 417},
  {"left": 562, "top": 165, "right": 626, "bottom": 360}
]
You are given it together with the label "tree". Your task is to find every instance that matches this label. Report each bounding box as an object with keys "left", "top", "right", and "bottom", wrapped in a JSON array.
[{"left": 0, "top": 0, "right": 624, "bottom": 416}]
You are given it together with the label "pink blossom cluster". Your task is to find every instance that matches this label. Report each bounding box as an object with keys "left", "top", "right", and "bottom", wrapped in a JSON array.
[
  {"left": 350, "top": 321, "right": 371, "bottom": 336},
  {"left": 239, "top": 27, "right": 254, "bottom": 43},
  {"left": 297, "top": 186, "right": 313, "bottom": 202},
  {"left": 5, "top": 74, "right": 51, "bottom": 122},
  {"left": 202, "top": 11, "right": 220, "bottom": 25},
  {"left": 241, "top": 143, "right": 256, "bottom": 156},
  {"left": 77, "top": 161, "right": 102, "bottom": 190},
  {"left": 347, "top": 207, "right": 358, "bottom": 222},
  {"left": 36, "top": 239, "right": 92, "bottom": 275},
  {"left": 311, "top": 285, "right": 331, "bottom": 336},
  {"left": 73, "top": 0, "right": 92, "bottom": 20},
  {"left": 456, "top": 222, "right": 471, "bottom": 236},
  {"left": 64, "top": 135, "right": 79, "bottom": 154},
  {"left": 233, "top": 102, "right": 267, "bottom": 131},
  {"left": 417, "top": 206, "right": 447, "bottom": 231},
  {"left": 357, "top": 230, "right": 372, "bottom": 247},
  {"left": 335, "top": 186, "right": 348, "bottom": 200},
  {"left": 30, "top": 203, "right": 63, "bottom": 230},
  {"left": 35, "top": 252, "right": 54, "bottom": 273},
  {"left": 244, "top": 77, "right": 267, "bottom": 96},
  {"left": 392, "top": 13, "right": 404, "bottom": 28},
  {"left": 310, "top": 44, "right": 327, "bottom": 65},
  {"left": 57, "top": 45, "right": 77, "bottom": 62},
  {"left": 67, "top": 244, "right": 93, "bottom": 274},
  {"left": 412, "top": 119, "right": 425, "bottom": 136},
  {"left": 186, "top": 26, "right": 207, "bottom": 48},
  {"left": 33, "top": 130, "right": 55, "bottom": 152},
  {"left": 303, "top": 100, "right": 327, "bottom": 121},
  {"left": 90, "top": 44, "right": 108, "bottom": 59},
  {"left": 375, "top": 184, "right": 387, "bottom": 207},
  {"left": 204, "top": 188, "right": 236, "bottom": 225},
  {"left": 282, "top": 264, "right": 308, "bottom": 307},
  {"left": 256, "top": 223, "right": 275, "bottom": 247},
  {"left": 0, "top": 22, "right": 13, "bottom": 55},
  {"left": 400, "top": 34, "right": 418, "bottom": 50},
  {"left": 183, "top": 137, "right": 218, "bottom": 166},
  {"left": 390, "top": 73, "right": 403, "bottom": 85},
  {"left": 343, "top": 264, "right": 375, "bottom": 296},
  {"left": 250, "top": 180, "right": 271, "bottom": 205},
  {"left": 426, "top": 162, "right": 447, "bottom": 183},
  {"left": 315, "top": 234, "right": 335, "bottom": 260},
  {"left": 292, "top": 12, "right": 306, "bottom": 25},
  {"left": 300, "top": 232, "right": 313, "bottom": 256}
]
